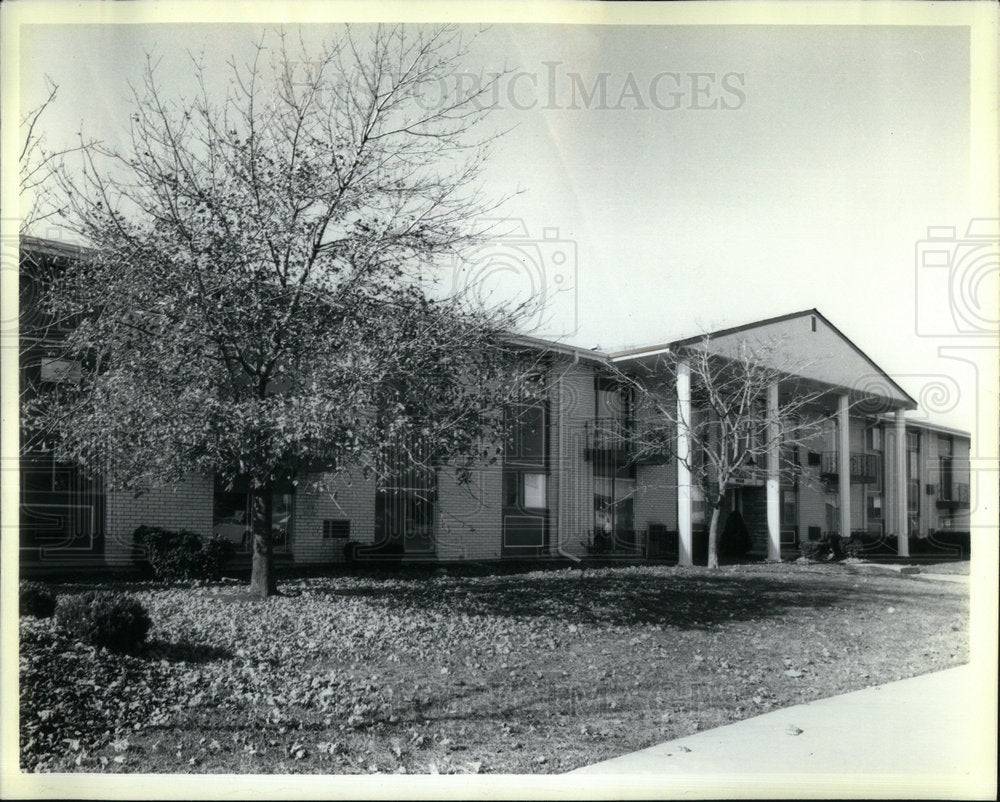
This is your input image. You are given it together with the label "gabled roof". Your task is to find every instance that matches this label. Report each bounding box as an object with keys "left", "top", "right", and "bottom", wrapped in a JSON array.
[{"left": 609, "top": 308, "right": 918, "bottom": 410}]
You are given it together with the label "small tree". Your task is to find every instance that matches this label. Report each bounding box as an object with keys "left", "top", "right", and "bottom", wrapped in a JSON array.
[
  {"left": 615, "top": 335, "right": 835, "bottom": 569},
  {"left": 25, "top": 25, "right": 532, "bottom": 597}
]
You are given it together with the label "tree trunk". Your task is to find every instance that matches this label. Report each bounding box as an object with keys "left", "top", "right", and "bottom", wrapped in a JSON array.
[
  {"left": 707, "top": 504, "right": 722, "bottom": 569},
  {"left": 248, "top": 487, "right": 278, "bottom": 598}
]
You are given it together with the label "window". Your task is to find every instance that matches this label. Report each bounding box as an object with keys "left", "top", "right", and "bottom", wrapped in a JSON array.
[
  {"left": 592, "top": 378, "right": 637, "bottom": 551},
  {"left": 505, "top": 402, "right": 547, "bottom": 466},
  {"left": 323, "top": 519, "right": 350, "bottom": 540},
  {"left": 212, "top": 476, "right": 294, "bottom": 553},
  {"left": 938, "top": 436, "right": 955, "bottom": 501},
  {"left": 502, "top": 470, "right": 547, "bottom": 549},
  {"left": 502, "top": 400, "right": 550, "bottom": 553},
  {"left": 781, "top": 488, "right": 797, "bottom": 529},
  {"left": 825, "top": 491, "right": 839, "bottom": 534},
  {"left": 375, "top": 440, "right": 436, "bottom": 554},
  {"left": 866, "top": 492, "right": 883, "bottom": 535},
  {"left": 867, "top": 426, "right": 883, "bottom": 452},
  {"left": 20, "top": 452, "right": 104, "bottom": 556},
  {"left": 690, "top": 485, "right": 706, "bottom": 526},
  {"left": 594, "top": 475, "right": 636, "bottom": 550},
  {"left": 906, "top": 432, "right": 920, "bottom": 527},
  {"left": 39, "top": 357, "right": 81, "bottom": 384},
  {"left": 823, "top": 418, "right": 838, "bottom": 452},
  {"left": 522, "top": 473, "right": 547, "bottom": 510}
]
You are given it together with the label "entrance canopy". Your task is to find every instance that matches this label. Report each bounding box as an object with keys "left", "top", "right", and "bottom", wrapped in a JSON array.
[{"left": 608, "top": 309, "right": 917, "bottom": 412}]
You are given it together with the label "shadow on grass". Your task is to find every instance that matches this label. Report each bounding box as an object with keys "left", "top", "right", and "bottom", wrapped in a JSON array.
[
  {"left": 143, "top": 639, "right": 233, "bottom": 663},
  {"left": 323, "top": 568, "right": 962, "bottom": 631}
]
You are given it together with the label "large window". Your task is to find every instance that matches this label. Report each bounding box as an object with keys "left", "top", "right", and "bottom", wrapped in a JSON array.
[
  {"left": 938, "top": 436, "right": 954, "bottom": 499},
  {"left": 213, "top": 476, "right": 294, "bottom": 553},
  {"left": 375, "top": 440, "right": 436, "bottom": 554},
  {"left": 594, "top": 475, "right": 636, "bottom": 550},
  {"left": 906, "top": 431, "right": 920, "bottom": 535},
  {"left": 20, "top": 452, "right": 105, "bottom": 558},
  {"left": 502, "top": 400, "right": 549, "bottom": 554},
  {"left": 592, "top": 378, "right": 638, "bottom": 552}
]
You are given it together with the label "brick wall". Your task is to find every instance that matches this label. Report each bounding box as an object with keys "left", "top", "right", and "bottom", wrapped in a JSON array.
[
  {"left": 292, "top": 471, "right": 377, "bottom": 564},
  {"left": 105, "top": 475, "right": 213, "bottom": 566},
  {"left": 434, "top": 465, "right": 504, "bottom": 560},
  {"left": 635, "top": 462, "right": 676, "bottom": 532}
]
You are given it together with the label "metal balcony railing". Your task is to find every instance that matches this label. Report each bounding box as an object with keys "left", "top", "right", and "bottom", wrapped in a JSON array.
[
  {"left": 820, "top": 452, "right": 881, "bottom": 484},
  {"left": 584, "top": 419, "right": 671, "bottom": 466}
]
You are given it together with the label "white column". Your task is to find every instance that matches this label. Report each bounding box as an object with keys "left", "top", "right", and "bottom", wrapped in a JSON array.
[
  {"left": 838, "top": 394, "right": 851, "bottom": 540},
  {"left": 766, "top": 382, "right": 781, "bottom": 561},
  {"left": 676, "top": 359, "right": 693, "bottom": 566},
  {"left": 895, "top": 409, "right": 910, "bottom": 557}
]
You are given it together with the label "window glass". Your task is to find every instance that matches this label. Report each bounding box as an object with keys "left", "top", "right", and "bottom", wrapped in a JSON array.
[
  {"left": 39, "top": 357, "right": 81, "bottom": 384},
  {"left": 781, "top": 489, "right": 797, "bottom": 526},
  {"left": 523, "top": 473, "right": 547, "bottom": 509},
  {"left": 868, "top": 427, "right": 882, "bottom": 452},
  {"left": 506, "top": 403, "right": 546, "bottom": 465},
  {"left": 690, "top": 485, "right": 706, "bottom": 526},
  {"left": 213, "top": 476, "right": 293, "bottom": 553}
]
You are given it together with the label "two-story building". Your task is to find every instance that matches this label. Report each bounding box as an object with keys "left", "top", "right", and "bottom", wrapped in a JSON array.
[{"left": 18, "top": 237, "right": 972, "bottom": 572}]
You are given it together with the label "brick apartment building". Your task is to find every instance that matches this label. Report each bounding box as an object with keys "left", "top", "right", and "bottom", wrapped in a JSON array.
[{"left": 18, "top": 237, "right": 971, "bottom": 572}]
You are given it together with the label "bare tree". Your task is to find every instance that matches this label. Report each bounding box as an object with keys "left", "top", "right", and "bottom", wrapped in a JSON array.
[
  {"left": 612, "top": 335, "right": 836, "bottom": 568},
  {"left": 25, "top": 25, "right": 532, "bottom": 597},
  {"left": 19, "top": 78, "right": 83, "bottom": 234}
]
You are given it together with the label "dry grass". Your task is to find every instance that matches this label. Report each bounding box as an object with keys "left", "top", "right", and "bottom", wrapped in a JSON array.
[{"left": 21, "top": 561, "right": 968, "bottom": 774}]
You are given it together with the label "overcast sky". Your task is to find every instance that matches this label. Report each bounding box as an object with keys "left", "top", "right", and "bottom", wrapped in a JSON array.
[{"left": 18, "top": 20, "right": 993, "bottom": 432}]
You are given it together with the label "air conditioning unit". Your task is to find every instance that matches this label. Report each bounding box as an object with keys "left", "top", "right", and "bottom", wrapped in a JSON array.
[{"left": 925, "top": 484, "right": 936, "bottom": 495}]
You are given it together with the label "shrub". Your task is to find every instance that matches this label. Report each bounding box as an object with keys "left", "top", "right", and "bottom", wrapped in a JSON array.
[
  {"left": 20, "top": 582, "right": 56, "bottom": 618},
  {"left": 799, "top": 538, "right": 832, "bottom": 561},
  {"left": 800, "top": 535, "right": 863, "bottom": 561},
  {"left": 55, "top": 591, "right": 151, "bottom": 653},
  {"left": 843, "top": 535, "right": 865, "bottom": 559},
  {"left": 134, "top": 525, "right": 235, "bottom": 581}
]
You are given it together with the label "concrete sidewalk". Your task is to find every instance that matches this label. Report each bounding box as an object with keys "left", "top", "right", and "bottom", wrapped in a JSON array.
[{"left": 570, "top": 664, "right": 995, "bottom": 797}]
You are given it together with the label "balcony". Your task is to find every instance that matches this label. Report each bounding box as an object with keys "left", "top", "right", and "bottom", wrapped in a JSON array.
[
  {"left": 820, "top": 452, "right": 881, "bottom": 484},
  {"left": 584, "top": 419, "right": 671, "bottom": 466},
  {"left": 936, "top": 482, "right": 970, "bottom": 509}
]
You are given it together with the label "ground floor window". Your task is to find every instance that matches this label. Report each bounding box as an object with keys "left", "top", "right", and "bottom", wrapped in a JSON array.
[
  {"left": 502, "top": 469, "right": 549, "bottom": 552},
  {"left": 824, "top": 491, "right": 839, "bottom": 535},
  {"left": 212, "top": 476, "right": 294, "bottom": 553},
  {"left": 866, "top": 492, "right": 884, "bottom": 536},
  {"left": 690, "top": 485, "right": 706, "bottom": 527},
  {"left": 502, "top": 399, "right": 549, "bottom": 555},
  {"left": 374, "top": 441, "right": 436, "bottom": 554},
  {"left": 780, "top": 485, "right": 798, "bottom": 545},
  {"left": 20, "top": 452, "right": 104, "bottom": 558}
]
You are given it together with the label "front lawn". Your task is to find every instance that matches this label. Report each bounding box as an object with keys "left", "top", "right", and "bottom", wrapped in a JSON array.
[{"left": 20, "top": 562, "right": 968, "bottom": 774}]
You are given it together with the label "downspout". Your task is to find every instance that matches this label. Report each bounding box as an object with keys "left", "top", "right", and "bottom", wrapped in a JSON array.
[{"left": 557, "top": 351, "right": 583, "bottom": 563}]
